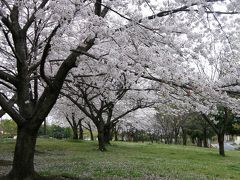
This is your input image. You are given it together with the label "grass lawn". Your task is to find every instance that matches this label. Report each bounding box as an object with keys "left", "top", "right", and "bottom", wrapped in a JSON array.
[{"left": 0, "top": 139, "right": 240, "bottom": 179}]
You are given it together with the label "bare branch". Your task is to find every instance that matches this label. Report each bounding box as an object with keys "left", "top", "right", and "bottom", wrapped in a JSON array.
[
  {"left": 0, "top": 69, "right": 18, "bottom": 86},
  {"left": 202, "top": 114, "right": 219, "bottom": 134},
  {"left": 70, "top": 49, "right": 99, "bottom": 60},
  {"left": 0, "top": 93, "right": 25, "bottom": 125},
  {"left": 22, "top": 0, "right": 49, "bottom": 32},
  {"left": 95, "top": 0, "right": 102, "bottom": 16},
  {"left": 40, "top": 24, "right": 61, "bottom": 86}
]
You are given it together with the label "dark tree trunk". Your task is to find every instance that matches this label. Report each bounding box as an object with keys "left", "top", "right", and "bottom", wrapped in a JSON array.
[
  {"left": 164, "top": 136, "right": 168, "bottom": 144},
  {"left": 79, "top": 123, "right": 83, "bottom": 140},
  {"left": 218, "top": 133, "right": 225, "bottom": 156},
  {"left": 203, "top": 127, "right": 208, "bottom": 148},
  {"left": 141, "top": 131, "right": 144, "bottom": 143},
  {"left": 89, "top": 127, "right": 94, "bottom": 141},
  {"left": 7, "top": 126, "right": 39, "bottom": 179},
  {"left": 150, "top": 134, "right": 154, "bottom": 143},
  {"left": 160, "top": 134, "right": 163, "bottom": 143},
  {"left": 155, "top": 134, "right": 159, "bottom": 143},
  {"left": 98, "top": 133, "right": 106, "bottom": 151},
  {"left": 174, "top": 134, "right": 178, "bottom": 144},
  {"left": 166, "top": 136, "right": 170, "bottom": 144},
  {"left": 86, "top": 123, "right": 94, "bottom": 141},
  {"left": 197, "top": 138, "right": 202, "bottom": 147},
  {"left": 191, "top": 137, "right": 195, "bottom": 144},
  {"left": 103, "top": 125, "right": 112, "bottom": 144},
  {"left": 97, "top": 125, "right": 106, "bottom": 151},
  {"left": 73, "top": 128, "right": 78, "bottom": 140},
  {"left": 174, "top": 128, "right": 179, "bottom": 144},
  {"left": 114, "top": 127, "right": 118, "bottom": 141},
  {"left": 182, "top": 129, "right": 187, "bottom": 146},
  {"left": 169, "top": 135, "right": 173, "bottom": 144},
  {"left": 121, "top": 132, "right": 124, "bottom": 141}
]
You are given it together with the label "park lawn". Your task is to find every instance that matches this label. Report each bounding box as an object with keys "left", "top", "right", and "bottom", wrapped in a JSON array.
[{"left": 0, "top": 139, "right": 240, "bottom": 179}]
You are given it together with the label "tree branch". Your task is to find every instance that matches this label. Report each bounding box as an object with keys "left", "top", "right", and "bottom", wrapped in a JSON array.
[
  {"left": 22, "top": 0, "right": 49, "bottom": 32},
  {"left": 40, "top": 24, "right": 61, "bottom": 86},
  {"left": 202, "top": 114, "right": 219, "bottom": 134},
  {"left": 0, "top": 69, "right": 18, "bottom": 86},
  {"left": 141, "top": 74, "right": 192, "bottom": 91},
  {"left": 0, "top": 93, "right": 25, "bottom": 125},
  {"left": 95, "top": 0, "right": 102, "bottom": 16},
  {"left": 60, "top": 92, "right": 93, "bottom": 120},
  {"left": 0, "top": 94, "right": 17, "bottom": 118}
]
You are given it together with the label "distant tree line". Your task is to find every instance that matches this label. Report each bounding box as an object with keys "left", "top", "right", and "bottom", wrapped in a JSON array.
[
  {"left": 0, "top": 119, "right": 87, "bottom": 140},
  {"left": 111, "top": 112, "right": 240, "bottom": 148},
  {"left": 37, "top": 125, "right": 72, "bottom": 139}
]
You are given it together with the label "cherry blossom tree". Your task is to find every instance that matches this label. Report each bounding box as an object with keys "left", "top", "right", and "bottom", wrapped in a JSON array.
[
  {"left": 0, "top": 0, "right": 239, "bottom": 178},
  {"left": 117, "top": 107, "right": 157, "bottom": 142},
  {"left": 52, "top": 97, "right": 86, "bottom": 140},
  {"left": 0, "top": 0, "right": 108, "bottom": 178},
  {"left": 145, "top": 2, "right": 240, "bottom": 155},
  {"left": 61, "top": 72, "right": 155, "bottom": 150}
]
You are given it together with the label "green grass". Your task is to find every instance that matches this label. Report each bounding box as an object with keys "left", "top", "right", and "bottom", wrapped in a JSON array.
[{"left": 0, "top": 139, "right": 240, "bottom": 179}]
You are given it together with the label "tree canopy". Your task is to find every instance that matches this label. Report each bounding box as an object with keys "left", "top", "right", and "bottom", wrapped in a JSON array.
[{"left": 0, "top": 0, "right": 240, "bottom": 179}]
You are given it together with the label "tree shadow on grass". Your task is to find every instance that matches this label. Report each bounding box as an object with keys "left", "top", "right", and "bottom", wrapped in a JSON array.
[
  {"left": 0, "top": 175, "right": 93, "bottom": 180},
  {"left": 0, "top": 159, "right": 92, "bottom": 180}
]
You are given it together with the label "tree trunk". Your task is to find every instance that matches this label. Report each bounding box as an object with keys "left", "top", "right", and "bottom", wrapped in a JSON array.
[
  {"left": 182, "top": 129, "right": 187, "bottom": 146},
  {"left": 121, "top": 132, "right": 124, "bottom": 141},
  {"left": 218, "top": 133, "right": 225, "bottom": 156},
  {"left": 164, "top": 136, "right": 168, "bottom": 144},
  {"left": 97, "top": 125, "right": 106, "bottom": 151},
  {"left": 169, "top": 135, "right": 173, "bottom": 144},
  {"left": 103, "top": 124, "right": 112, "bottom": 144},
  {"left": 7, "top": 126, "right": 39, "bottom": 179},
  {"left": 89, "top": 128, "right": 94, "bottom": 141},
  {"left": 150, "top": 134, "right": 154, "bottom": 143},
  {"left": 141, "top": 131, "right": 144, "bottom": 143},
  {"left": 174, "top": 134, "right": 178, "bottom": 144},
  {"left": 203, "top": 127, "right": 208, "bottom": 148},
  {"left": 197, "top": 138, "right": 202, "bottom": 147},
  {"left": 155, "top": 134, "right": 158, "bottom": 143},
  {"left": 87, "top": 123, "right": 94, "bottom": 141},
  {"left": 79, "top": 123, "right": 83, "bottom": 140},
  {"left": 174, "top": 128, "right": 179, "bottom": 144},
  {"left": 114, "top": 128, "right": 118, "bottom": 141},
  {"left": 73, "top": 128, "right": 78, "bottom": 140},
  {"left": 191, "top": 137, "right": 195, "bottom": 144}
]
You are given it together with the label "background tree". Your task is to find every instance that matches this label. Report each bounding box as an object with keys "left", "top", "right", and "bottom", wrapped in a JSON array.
[
  {"left": 0, "top": 119, "right": 17, "bottom": 137},
  {"left": 82, "top": 119, "right": 95, "bottom": 141},
  {"left": 62, "top": 80, "right": 154, "bottom": 151},
  {"left": 65, "top": 113, "right": 84, "bottom": 140},
  {"left": 183, "top": 113, "right": 215, "bottom": 147},
  {"left": 202, "top": 107, "right": 236, "bottom": 156},
  {"left": 53, "top": 97, "right": 86, "bottom": 140}
]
